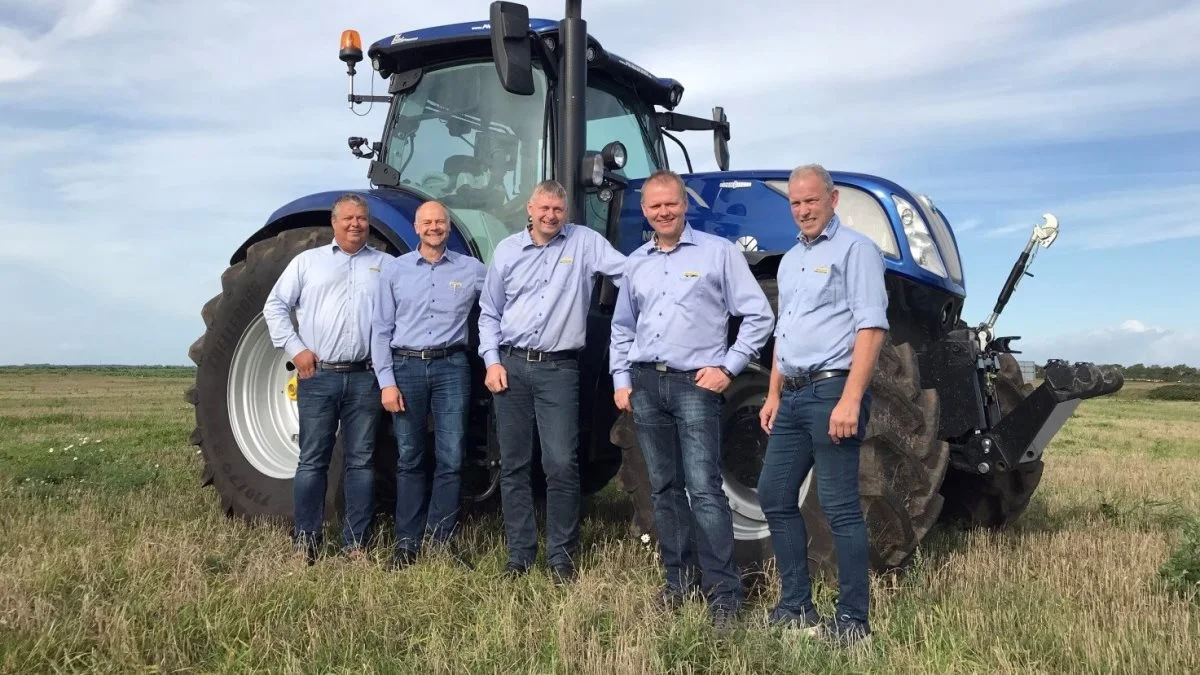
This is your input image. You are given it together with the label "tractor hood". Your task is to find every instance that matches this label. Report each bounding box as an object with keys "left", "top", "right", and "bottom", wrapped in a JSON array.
[{"left": 614, "top": 169, "right": 967, "bottom": 299}]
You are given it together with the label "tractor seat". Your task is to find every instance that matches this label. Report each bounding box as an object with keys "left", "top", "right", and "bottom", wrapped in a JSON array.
[{"left": 443, "top": 155, "right": 483, "bottom": 177}]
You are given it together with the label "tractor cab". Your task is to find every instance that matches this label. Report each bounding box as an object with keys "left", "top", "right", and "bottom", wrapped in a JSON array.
[
  {"left": 337, "top": 12, "right": 729, "bottom": 261},
  {"left": 369, "top": 56, "right": 657, "bottom": 261}
]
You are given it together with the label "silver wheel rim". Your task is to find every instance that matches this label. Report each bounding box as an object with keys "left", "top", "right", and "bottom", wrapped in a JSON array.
[
  {"left": 720, "top": 392, "right": 813, "bottom": 542},
  {"left": 227, "top": 313, "right": 300, "bottom": 480}
]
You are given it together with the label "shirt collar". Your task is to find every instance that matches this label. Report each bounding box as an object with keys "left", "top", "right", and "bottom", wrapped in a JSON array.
[
  {"left": 798, "top": 214, "right": 841, "bottom": 245},
  {"left": 521, "top": 222, "right": 571, "bottom": 249},
  {"left": 415, "top": 248, "right": 454, "bottom": 266},
  {"left": 645, "top": 222, "right": 696, "bottom": 255},
  {"left": 331, "top": 242, "right": 374, "bottom": 257}
]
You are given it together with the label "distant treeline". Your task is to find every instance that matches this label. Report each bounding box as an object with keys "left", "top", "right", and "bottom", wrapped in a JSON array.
[
  {"left": 0, "top": 365, "right": 197, "bottom": 378},
  {"left": 3, "top": 362, "right": 1198, "bottom": 382},
  {"left": 1034, "top": 363, "right": 1200, "bottom": 383}
]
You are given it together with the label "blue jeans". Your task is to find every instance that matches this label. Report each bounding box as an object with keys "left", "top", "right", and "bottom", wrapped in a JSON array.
[
  {"left": 294, "top": 369, "right": 380, "bottom": 550},
  {"left": 757, "top": 375, "right": 871, "bottom": 624},
  {"left": 389, "top": 351, "right": 471, "bottom": 553},
  {"left": 631, "top": 366, "right": 741, "bottom": 610},
  {"left": 493, "top": 353, "right": 580, "bottom": 568}
]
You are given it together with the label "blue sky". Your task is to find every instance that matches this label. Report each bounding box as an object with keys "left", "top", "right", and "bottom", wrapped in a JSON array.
[{"left": 2, "top": 0, "right": 1198, "bottom": 367}]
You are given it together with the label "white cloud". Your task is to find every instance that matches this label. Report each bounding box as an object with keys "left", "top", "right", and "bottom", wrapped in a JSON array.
[
  {"left": 976, "top": 184, "right": 1200, "bottom": 249},
  {"left": 0, "top": 0, "right": 1197, "bottom": 364},
  {"left": 1024, "top": 319, "right": 1200, "bottom": 367}
]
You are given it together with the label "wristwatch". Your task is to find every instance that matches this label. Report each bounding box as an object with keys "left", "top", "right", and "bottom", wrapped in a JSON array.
[{"left": 718, "top": 366, "right": 734, "bottom": 380}]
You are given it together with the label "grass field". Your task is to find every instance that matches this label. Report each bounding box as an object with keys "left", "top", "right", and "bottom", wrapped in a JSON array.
[{"left": 1, "top": 370, "right": 1197, "bottom": 673}]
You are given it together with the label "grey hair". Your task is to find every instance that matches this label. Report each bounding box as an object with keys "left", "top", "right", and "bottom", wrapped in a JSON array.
[
  {"left": 640, "top": 169, "right": 687, "bottom": 204},
  {"left": 530, "top": 179, "right": 568, "bottom": 202},
  {"left": 331, "top": 193, "right": 370, "bottom": 219},
  {"left": 788, "top": 163, "right": 835, "bottom": 193}
]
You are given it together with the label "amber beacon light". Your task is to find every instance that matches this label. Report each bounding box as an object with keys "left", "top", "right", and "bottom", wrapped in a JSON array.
[{"left": 340, "top": 29, "right": 363, "bottom": 75}]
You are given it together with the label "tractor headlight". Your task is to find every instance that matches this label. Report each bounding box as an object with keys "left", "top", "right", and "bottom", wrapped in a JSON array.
[
  {"left": 892, "top": 194, "right": 948, "bottom": 278},
  {"left": 601, "top": 141, "right": 627, "bottom": 170},
  {"left": 581, "top": 154, "right": 604, "bottom": 188}
]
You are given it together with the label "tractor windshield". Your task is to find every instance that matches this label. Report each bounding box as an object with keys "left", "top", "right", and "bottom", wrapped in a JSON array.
[
  {"left": 382, "top": 61, "right": 550, "bottom": 261},
  {"left": 381, "top": 60, "right": 664, "bottom": 261}
]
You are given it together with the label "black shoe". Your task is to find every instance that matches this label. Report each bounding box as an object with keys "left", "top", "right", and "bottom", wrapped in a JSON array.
[
  {"left": 820, "top": 614, "right": 872, "bottom": 648},
  {"left": 652, "top": 587, "right": 687, "bottom": 612},
  {"left": 549, "top": 563, "right": 576, "bottom": 585},
  {"left": 292, "top": 537, "right": 319, "bottom": 566},
  {"left": 767, "top": 605, "right": 823, "bottom": 636},
  {"left": 503, "top": 561, "right": 531, "bottom": 579},
  {"left": 387, "top": 547, "right": 418, "bottom": 571},
  {"left": 428, "top": 541, "right": 475, "bottom": 570},
  {"left": 710, "top": 604, "right": 740, "bottom": 633}
]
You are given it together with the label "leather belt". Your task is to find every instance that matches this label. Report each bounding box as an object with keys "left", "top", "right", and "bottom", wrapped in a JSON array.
[
  {"left": 392, "top": 344, "right": 466, "bottom": 360},
  {"left": 316, "top": 360, "right": 371, "bottom": 373},
  {"left": 782, "top": 369, "right": 849, "bottom": 390},
  {"left": 501, "top": 345, "right": 578, "bottom": 362},
  {"left": 634, "top": 362, "right": 697, "bottom": 375}
]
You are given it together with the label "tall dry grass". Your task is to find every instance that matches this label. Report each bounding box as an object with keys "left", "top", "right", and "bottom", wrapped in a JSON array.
[{"left": 1, "top": 370, "right": 1197, "bottom": 673}]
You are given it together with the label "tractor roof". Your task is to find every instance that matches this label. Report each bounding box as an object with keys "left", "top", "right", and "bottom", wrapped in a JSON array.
[{"left": 366, "top": 18, "right": 684, "bottom": 110}]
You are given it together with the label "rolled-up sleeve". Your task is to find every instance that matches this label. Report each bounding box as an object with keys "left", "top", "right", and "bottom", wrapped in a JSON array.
[{"left": 846, "top": 240, "right": 889, "bottom": 332}]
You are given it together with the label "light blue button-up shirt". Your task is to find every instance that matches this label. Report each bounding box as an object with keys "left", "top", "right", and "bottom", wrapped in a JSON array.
[
  {"left": 478, "top": 223, "right": 626, "bottom": 367},
  {"left": 609, "top": 224, "right": 775, "bottom": 391},
  {"left": 370, "top": 249, "right": 486, "bottom": 388},
  {"left": 263, "top": 242, "right": 393, "bottom": 363},
  {"left": 774, "top": 215, "right": 889, "bottom": 375}
]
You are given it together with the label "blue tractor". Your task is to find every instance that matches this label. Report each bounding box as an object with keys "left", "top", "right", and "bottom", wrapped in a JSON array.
[{"left": 186, "top": 1, "right": 1123, "bottom": 575}]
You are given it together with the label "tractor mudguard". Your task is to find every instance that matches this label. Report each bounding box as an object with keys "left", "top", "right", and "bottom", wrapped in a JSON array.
[{"left": 227, "top": 188, "right": 479, "bottom": 264}]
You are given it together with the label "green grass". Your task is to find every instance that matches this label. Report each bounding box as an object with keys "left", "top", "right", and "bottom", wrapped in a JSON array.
[
  {"left": 1, "top": 370, "right": 1198, "bottom": 673},
  {"left": 1148, "top": 384, "right": 1200, "bottom": 402}
]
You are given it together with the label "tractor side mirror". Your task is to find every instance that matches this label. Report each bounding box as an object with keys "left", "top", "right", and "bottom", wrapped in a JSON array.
[
  {"left": 712, "top": 107, "right": 730, "bottom": 171},
  {"left": 489, "top": 1, "right": 535, "bottom": 95}
]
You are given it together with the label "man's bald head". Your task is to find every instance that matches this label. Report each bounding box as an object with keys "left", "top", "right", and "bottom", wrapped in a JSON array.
[{"left": 414, "top": 200, "right": 451, "bottom": 253}]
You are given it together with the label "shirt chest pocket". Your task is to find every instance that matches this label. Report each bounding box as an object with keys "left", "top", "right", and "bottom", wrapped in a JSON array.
[
  {"left": 795, "top": 268, "right": 840, "bottom": 307},
  {"left": 353, "top": 266, "right": 382, "bottom": 302},
  {"left": 433, "top": 278, "right": 471, "bottom": 312},
  {"left": 673, "top": 271, "right": 717, "bottom": 309}
]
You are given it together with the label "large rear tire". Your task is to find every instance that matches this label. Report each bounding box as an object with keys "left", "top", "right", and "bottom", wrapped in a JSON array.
[
  {"left": 186, "top": 226, "right": 392, "bottom": 525},
  {"left": 938, "top": 353, "right": 1044, "bottom": 528},
  {"left": 612, "top": 278, "right": 950, "bottom": 577}
]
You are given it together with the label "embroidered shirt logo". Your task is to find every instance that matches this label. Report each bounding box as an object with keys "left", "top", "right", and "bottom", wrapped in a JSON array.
[
  {"left": 813, "top": 266, "right": 830, "bottom": 274},
  {"left": 368, "top": 266, "right": 381, "bottom": 272},
  {"left": 449, "top": 280, "right": 464, "bottom": 289},
  {"left": 683, "top": 271, "right": 701, "bottom": 278},
  {"left": 559, "top": 256, "right": 574, "bottom": 264}
]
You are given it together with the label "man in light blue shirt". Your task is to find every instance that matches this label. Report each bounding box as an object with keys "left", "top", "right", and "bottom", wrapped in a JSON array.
[
  {"left": 609, "top": 170, "right": 774, "bottom": 629},
  {"left": 478, "top": 179, "right": 626, "bottom": 583},
  {"left": 263, "top": 193, "right": 393, "bottom": 563},
  {"left": 371, "top": 200, "right": 485, "bottom": 569},
  {"left": 756, "top": 164, "right": 888, "bottom": 647}
]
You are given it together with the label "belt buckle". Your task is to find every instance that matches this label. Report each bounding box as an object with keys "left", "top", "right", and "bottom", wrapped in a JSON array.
[
  {"left": 526, "top": 349, "right": 543, "bottom": 363},
  {"left": 654, "top": 362, "right": 667, "bottom": 372},
  {"left": 419, "top": 350, "right": 433, "bottom": 360}
]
